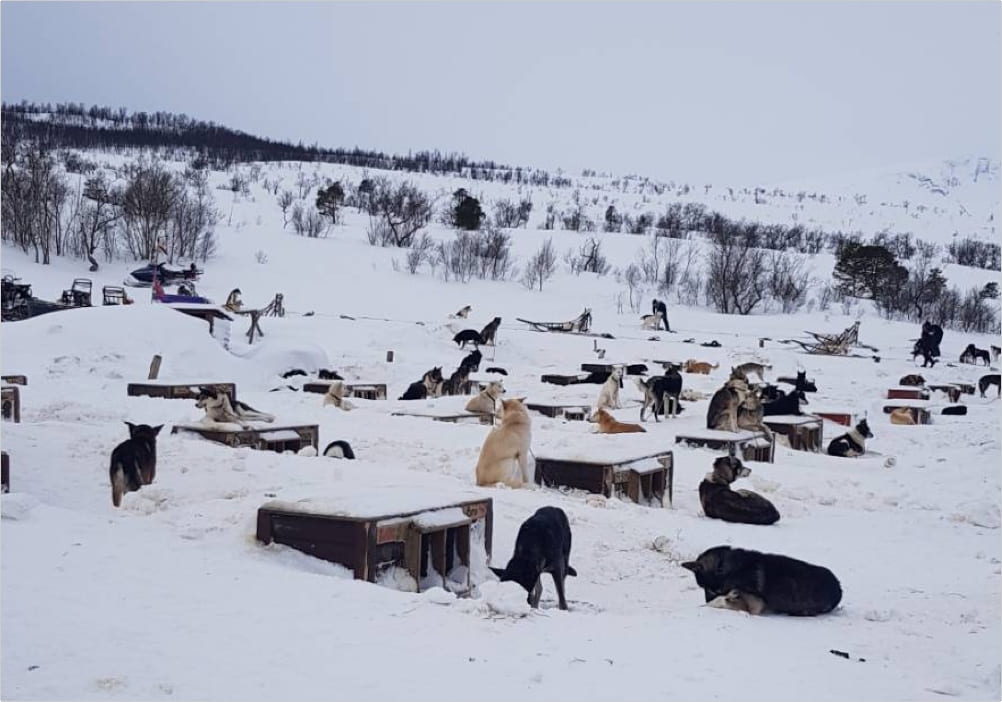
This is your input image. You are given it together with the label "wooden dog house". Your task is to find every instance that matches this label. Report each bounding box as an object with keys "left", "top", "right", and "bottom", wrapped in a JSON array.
[
  {"left": 764, "top": 415, "right": 823, "bottom": 452},
  {"left": 303, "top": 381, "right": 387, "bottom": 400},
  {"left": 127, "top": 380, "right": 237, "bottom": 403},
  {"left": 172, "top": 423, "right": 319, "bottom": 453},
  {"left": 1, "top": 384, "right": 21, "bottom": 423},
  {"left": 1, "top": 451, "right": 9, "bottom": 493},
  {"left": 882, "top": 402, "right": 932, "bottom": 425},
  {"left": 0, "top": 375, "right": 27, "bottom": 386},
  {"left": 256, "top": 494, "right": 493, "bottom": 595},
  {"left": 525, "top": 402, "right": 592, "bottom": 421},
  {"left": 675, "top": 429, "right": 776, "bottom": 463},
  {"left": 886, "top": 386, "right": 930, "bottom": 401},
  {"left": 533, "top": 445, "right": 674, "bottom": 507}
]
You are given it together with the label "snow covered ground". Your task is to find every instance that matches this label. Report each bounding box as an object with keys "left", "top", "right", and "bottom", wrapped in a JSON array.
[{"left": 2, "top": 157, "right": 1001, "bottom": 701}]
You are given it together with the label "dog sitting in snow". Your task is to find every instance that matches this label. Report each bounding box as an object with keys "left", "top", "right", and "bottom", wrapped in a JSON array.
[
  {"left": 475, "top": 398, "right": 532, "bottom": 488},
  {"left": 594, "top": 366, "right": 623, "bottom": 410},
  {"left": 196, "top": 386, "right": 275, "bottom": 427},
  {"left": 322, "top": 381, "right": 355, "bottom": 410},
  {"left": 466, "top": 381, "right": 504, "bottom": 416}
]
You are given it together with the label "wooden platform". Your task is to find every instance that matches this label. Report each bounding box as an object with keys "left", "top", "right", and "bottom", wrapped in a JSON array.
[
  {"left": 579, "top": 363, "right": 649, "bottom": 376},
  {"left": 540, "top": 373, "right": 590, "bottom": 386},
  {"left": 882, "top": 402, "right": 932, "bottom": 425},
  {"left": 534, "top": 450, "right": 674, "bottom": 507},
  {"left": 928, "top": 383, "right": 975, "bottom": 400},
  {"left": 256, "top": 496, "right": 493, "bottom": 595},
  {"left": 525, "top": 403, "right": 591, "bottom": 421},
  {"left": 886, "top": 387, "right": 930, "bottom": 400},
  {"left": 302, "top": 381, "right": 388, "bottom": 400},
  {"left": 1, "top": 384, "right": 21, "bottom": 423},
  {"left": 127, "top": 381, "right": 236, "bottom": 402},
  {"left": 0, "top": 375, "right": 27, "bottom": 386},
  {"left": 813, "top": 410, "right": 854, "bottom": 427},
  {"left": 172, "top": 423, "right": 319, "bottom": 452},
  {"left": 1, "top": 451, "right": 9, "bottom": 493},
  {"left": 391, "top": 410, "right": 494, "bottom": 425},
  {"left": 764, "top": 415, "right": 823, "bottom": 452},
  {"left": 675, "top": 429, "right": 775, "bottom": 463}
]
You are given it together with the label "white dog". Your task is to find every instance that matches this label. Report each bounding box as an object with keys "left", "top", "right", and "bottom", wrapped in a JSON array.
[
  {"left": 640, "top": 311, "right": 663, "bottom": 330},
  {"left": 465, "top": 381, "right": 504, "bottom": 415},
  {"left": 595, "top": 367, "right": 624, "bottom": 410},
  {"left": 322, "top": 381, "right": 355, "bottom": 411}
]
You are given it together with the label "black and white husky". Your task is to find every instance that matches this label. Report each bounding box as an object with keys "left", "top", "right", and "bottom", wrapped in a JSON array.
[
  {"left": 196, "top": 386, "right": 275, "bottom": 427},
  {"left": 110, "top": 422, "right": 163, "bottom": 507},
  {"left": 699, "top": 456, "right": 779, "bottom": 525},
  {"left": 827, "top": 418, "right": 873, "bottom": 457},
  {"left": 399, "top": 367, "right": 444, "bottom": 400},
  {"left": 682, "top": 545, "right": 842, "bottom": 616},
  {"left": 322, "top": 440, "right": 356, "bottom": 459},
  {"left": 490, "top": 507, "right": 577, "bottom": 610}
]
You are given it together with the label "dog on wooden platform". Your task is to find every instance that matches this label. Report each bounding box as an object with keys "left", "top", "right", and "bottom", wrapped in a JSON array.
[
  {"left": 594, "top": 366, "right": 623, "bottom": 410},
  {"left": 460, "top": 348, "right": 482, "bottom": 374},
  {"left": 196, "top": 386, "right": 275, "bottom": 427},
  {"left": 682, "top": 545, "right": 842, "bottom": 616},
  {"left": 899, "top": 374, "right": 925, "bottom": 387},
  {"left": 684, "top": 359, "right": 718, "bottom": 375},
  {"left": 889, "top": 407, "right": 916, "bottom": 425},
  {"left": 979, "top": 373, "right": 1001, "bottom": 398},
  {"left": 322, "top": 440, "right": 356, "bottom": 459},
  {"left": 699, "top": 456, "right": 780, "bottom": 525},
  {"left": 591, "top": 407, "right": 646, "bottom": 434},
  {"left": 762, "top": 387, "right": 807, "bottom": 416},
  {"left": 776, "top": 369, "right": 817, "bottom": 393},
  {"left": 490, "top": 506, "right": 577, "bottom": 610},
  {"left": 480, "top": 316, "right": 502, "bottom": 346},
  {"left": 466, "top": 381, "right": 504, "bottom": 415},
  {"left": 110, "top": 422, "right": 163, "bottom": 507},
  {"left": 827, "top": 418, "right": 873, "bottom": 457},
  {"left": 399, "top": 368, "right": 444, "bottom": 400},
  {"left": 475, "top": 398, "right": 532, "bottom": 488},
  {"left": 706, "top": 372, "right": 750, "bottom": 432}
]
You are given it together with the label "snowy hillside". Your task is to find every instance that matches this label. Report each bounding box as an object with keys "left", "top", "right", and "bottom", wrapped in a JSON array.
[{"left": 2, "top": 141, "right": 1001, "bottom": 702}]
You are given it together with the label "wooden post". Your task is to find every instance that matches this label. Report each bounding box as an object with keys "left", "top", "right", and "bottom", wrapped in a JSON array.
[
  {"left": 148, "top": 355, "right": 162, "bottom": 380},
  {"left": 386, "top": 350, "right": 394, "bottom": 363},
  {"left": 246, "top": 310, "right": 264, "bottom": 343}
]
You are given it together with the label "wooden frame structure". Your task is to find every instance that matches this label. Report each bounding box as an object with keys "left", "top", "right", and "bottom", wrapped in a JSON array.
[
  {"left": 764, "top": 415, "right": 823, "bottom": 452},
  {"left": 1, "top": 384, "right": 21, "bottom": 423},
  {"left": 172, "top": 423, "right": 319, "bottom": 452},
  {"left": 524, "top": 403, "right": 591, "bottom": 421},
  {"left": 127, "top": 381, "right": 236, "bottom": 403},
  {"left": 1, "top": 451, "right": 9, "bottom": 493},
  {"left": 675, "top": 429, "right": 775, "bottom": 463},
  {"left": 256, "top": 497, "right": 493, "bottom": 595},
  {"left": 882, "top": 402, "right": 932, "bottom": 425},
  {"left": 534, "top": 450, "right": 674, "bottom": 507},
  {"left": 0, "top": 375, "right": 27, "bottom": 386}
]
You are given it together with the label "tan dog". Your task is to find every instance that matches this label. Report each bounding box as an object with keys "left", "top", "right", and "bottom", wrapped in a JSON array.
[
  {"left": 322, "top": 381, "right": 355, "bottom": 410},
  {"left": 889, "top": 407, "right": 916, "bottom": 425},
  {"left": 475, "top": 398, "right": 532, "bottom": 488},
  {"left": 684, "top": 360, "right": 719, "bottom": 375},
  {"left": 466, "top": 381, "right": 504, "bottom": 415},
  {"left": 591, "top": 408, "right": 646, "bottom": 434}
]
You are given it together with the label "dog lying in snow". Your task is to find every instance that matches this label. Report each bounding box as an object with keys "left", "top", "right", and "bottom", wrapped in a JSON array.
[
  {"left": 591, "top": 407, "right": 645, "bottom": 434},
  {"left": 322, "top": 381, "right": 355, "bottom": 410},
  {"left": 196, "top": 386, "right": 274, "bottom": 427}
]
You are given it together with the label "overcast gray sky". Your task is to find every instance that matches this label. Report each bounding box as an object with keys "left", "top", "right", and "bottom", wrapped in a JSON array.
[{"left": 2, "top": 1, "right": 999, "bottom": 185}]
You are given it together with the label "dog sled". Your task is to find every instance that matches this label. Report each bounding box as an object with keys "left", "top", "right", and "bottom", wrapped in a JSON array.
[
  {"left": 517, "top": 308, "right": 596, "bottom": 334},
  {"left": 779, "top": 321, "right": 878, "bottom": 356}
]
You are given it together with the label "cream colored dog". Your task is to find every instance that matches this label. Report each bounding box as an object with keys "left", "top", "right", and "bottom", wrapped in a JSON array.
[
  {"left": 322, "top": 381, "right": 355, "bottom": 411},
  {"left": 466, "top": 381, "right": 504, "bottom": 415},
  {"left": 889, "top": 407, "right": 916, "bottom": 425},
  {"left": 595, "top": 366, "right": 624, "bottom": 410},
  {"left": 475, "top": 397, "right": 532, "bottom": 488}
]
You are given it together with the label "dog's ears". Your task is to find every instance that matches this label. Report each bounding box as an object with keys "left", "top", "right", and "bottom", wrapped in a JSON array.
[
  {"left": 681, "top": 561, "right": 700, "bottom": 573},
  {"left": 152, "top": 424, "right": 164, "bottom": 436},
  {"left": 489, "top": 566, "right": 507, "bottom": 580}
]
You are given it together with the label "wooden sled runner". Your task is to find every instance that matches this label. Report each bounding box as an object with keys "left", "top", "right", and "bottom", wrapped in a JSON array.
[{"left": 517, "top": 308, "right": 596, "bottom": 334}]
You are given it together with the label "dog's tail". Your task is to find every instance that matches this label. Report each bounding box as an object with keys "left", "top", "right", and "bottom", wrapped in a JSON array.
[
  {"left": 712, "top": 362, "right": 720, "bottom": 369},
  {"left": 567, "top": 566, "right": 578, "bottom": 577},
  {"left": 110, "top": 461, "right": 125, "bottom": 507}
]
